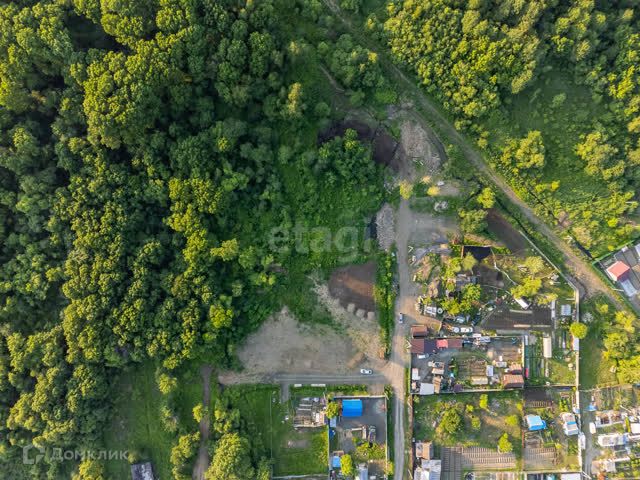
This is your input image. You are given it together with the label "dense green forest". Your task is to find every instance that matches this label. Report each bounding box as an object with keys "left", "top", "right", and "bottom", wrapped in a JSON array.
[
  {"left": 0, "top": 0, "right": 387, "bottom": 477},
  {"left": 3, "top": 0, "right": 640, "bottom": 477},
  {"left": 381, "top": 0, "right": 640, "bottom": 255}
]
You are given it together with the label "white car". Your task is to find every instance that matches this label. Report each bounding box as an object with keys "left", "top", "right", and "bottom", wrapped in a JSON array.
[
  {"left": 589, "top": 422, "right": 596, "bottom": 435},
  {"left": 452, "top": 326, "right": 473, "bottom": 334},
  {"left": 360, "top": 369, "right": 373, "bottom": 375},
  {"left": 398, "top": 313, "right": 405, "bottom": 324}
]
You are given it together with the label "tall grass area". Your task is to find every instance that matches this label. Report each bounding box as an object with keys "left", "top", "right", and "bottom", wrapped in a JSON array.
[
  {"left": 580, "top": 297, "right": 619, "bottom": 388},
  {"left": 102, "top": 362, "right": 175, "bottom": 479},
  {"left": 375, "top": 252, "right": 396, "bottom": 356}
]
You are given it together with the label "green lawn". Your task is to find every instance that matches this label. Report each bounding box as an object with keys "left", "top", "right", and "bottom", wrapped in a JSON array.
[
  {"left": 580, "top": 323, "right": 618, "bottom": 389},
  {"left": 102, "top": 362, "right": 176, "bottom": 480},
  {"left": 413, "top": 392, "right": 522, "bottom": 454},
  {"left": 216, "top": 385, "right": 328, "bottom": 476}
]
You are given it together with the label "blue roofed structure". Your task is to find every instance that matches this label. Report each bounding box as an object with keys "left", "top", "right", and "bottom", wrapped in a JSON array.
[
  {"left": 342, "top": 399, "right": 363, "bottom": 417},
  {"left": 526, "top": 414, "right": 547, "bottom": 431}
]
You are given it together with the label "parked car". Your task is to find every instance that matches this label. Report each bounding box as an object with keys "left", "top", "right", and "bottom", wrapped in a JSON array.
[
  {"left": 589, "top": 422, "right": 596, "bottom": 434},
  {"left": 452, "top": 326, "right": 473, "bottom": 334},
  {"left": 360, "top": 368, "right": 373, "bottom": 375},
  {"left": 398, "top": 313, "right": 405, "bottom": 324}
]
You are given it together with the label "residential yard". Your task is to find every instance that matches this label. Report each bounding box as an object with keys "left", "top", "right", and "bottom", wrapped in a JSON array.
[
  {"left": 217, "top": 385, "right": 328, "bottom": 476},
  {"left": 102, "top": 361, "right": 177, "bottom": 480},
  {"left": 523, "top": 389, "right": 579, "bottom": 470},
  {"left": 580, "top": 301, "right": 619, "bottom": 388},
  {"left": 413, "top": 392, "right": 523, "bottom": 454}
]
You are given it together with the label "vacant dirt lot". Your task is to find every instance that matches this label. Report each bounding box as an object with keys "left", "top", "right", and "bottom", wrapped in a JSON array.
[
  {"left": 220, "top": 309, "right": 355, "bottom": 380},
  {"left": 328, "top": 261, "right": 376, "bottom": 311},
  {"left": 315, "top": 283, "right": 385, "bottom": 362},
  {"left": 219, "top": 305, "right": 383, "bottom": 384},
  {"left": 487, "top": 209, "right": 528, "bottom": 255}
]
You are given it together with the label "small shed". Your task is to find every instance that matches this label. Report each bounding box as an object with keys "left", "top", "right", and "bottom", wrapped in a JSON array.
[
  {"left": 356, "top": 464, "right": 369, "bottom": 480},
  {"left": 503, "top": 374, "right": 524, "bottom": 389},
  {"left": 471, "top": 376, "right": 489, "bottom": 385},
  {"left": 416, "top": 441, "right": 433, "bottom": 460},
  {"left": 542, "top": 336, "right": 553, "bottom": 359},
  {"left": 515, "top": 297, "right": 530, "bottom": 310},
  {"left": 411, "top": 339, "right": 426, "bottom": 354},
  {"left": 342, "top": 399, "right": 363, "bottom": 417},
  {"left": 526, "top": 414, "right": 547, "bottom": 431},
  {"left": 562, "top": 413, "right": 579, "bottom": 436},
  {"left": 412, "top": 325, "right": 429, "bottom": 338},
  {"left": 560, "top": 304, "right": 572, "bottom": 316},
  {"left": 131, "top": 463, "right": 155, "bottom": 480},
  {"left": 419, "top": 383, "right": 435, "bottom": 395},
  {"left": 607, "top": 261, "right": 631, "bottom": 282}
]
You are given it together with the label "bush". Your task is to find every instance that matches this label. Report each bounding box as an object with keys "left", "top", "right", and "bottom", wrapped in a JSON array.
[
  {"left": 570, "top": 322, "right": 588, "bottom": 339},
  {"left": 505, "top": 415, "right": 519, "bottom": 428},
  {"left": 438, "top": 408, "right": 462, "bottom": 436},
  {"left": 479, "top": 394, "right": 489, "bottom": 410},
  {"left": 470, "top": 415, "right": 481, "bottom": 430},
  {"left": 341, "top": 454, "right": 354, "bottom": 476},
  {"left": 498, "top": 433, "right": 513, "bottom": 453}
]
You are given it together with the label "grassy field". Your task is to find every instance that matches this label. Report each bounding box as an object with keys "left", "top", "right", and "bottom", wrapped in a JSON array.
[
  {"left": 580, "top": 323, "right": 618, "bottom": 389},
  {"left": 217, "top": 385, "right": 328, "bottom": 476},
  {"left": 102, "top": 362, "right": 176, "bottom": 480},
  {"left": 413, "top": 392, "right": 522, "bottom": 454}
]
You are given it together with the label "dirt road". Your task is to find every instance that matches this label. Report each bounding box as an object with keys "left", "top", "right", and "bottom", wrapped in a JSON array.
[
  {"left": 192, "top": 365, "right": 213, "bottom": 480},
  {"left": 320, "top": 0, "right": 624, "bottom": 311},
  {"left": 384, "top": 198, "right": 412, "bottom": 480}
]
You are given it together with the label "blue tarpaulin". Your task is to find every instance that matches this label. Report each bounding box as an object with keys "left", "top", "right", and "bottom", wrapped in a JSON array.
[
  {"left": 332, "top": 456, "right": 341, "bottom": 469},
  {"left": 526, "top": 414, "right": 547, "bottom": 431},
  {"left": 342, "top": 399, "right": 363, "bottom": 417}
]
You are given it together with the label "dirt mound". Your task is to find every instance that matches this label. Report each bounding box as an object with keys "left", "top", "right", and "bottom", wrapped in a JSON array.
[
  {"left": 399, "top": 120, "right": 443, "bottom": 176},
  {"left": 328, "top": 261, "right": 376, "bottom": 311},
  {"left": 376, "top": 203, "right": 395, "bottom": 251},
  {"left": 486, "top": 209, "right": 527, "bottom": 255},
  {"left": 373, "top": 130, "right": 400, "bottom": 171}
]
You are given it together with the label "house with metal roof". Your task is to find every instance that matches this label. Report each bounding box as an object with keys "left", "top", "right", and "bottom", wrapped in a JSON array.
[{"left": 607, "top": 261, "right": 631, "bottom": 282}]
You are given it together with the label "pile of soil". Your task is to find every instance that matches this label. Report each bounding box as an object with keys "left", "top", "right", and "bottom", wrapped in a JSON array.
[
  {"left": 486, "top": 209, "right": 528, "bottom": 255},
  {"left": 328, "top": 261, "right": 376, "bottom": 312}
]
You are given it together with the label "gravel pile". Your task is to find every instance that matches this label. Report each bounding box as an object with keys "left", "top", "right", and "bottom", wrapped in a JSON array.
[{"left": 376, "top": 203, "right": 395, "bottom": 251}]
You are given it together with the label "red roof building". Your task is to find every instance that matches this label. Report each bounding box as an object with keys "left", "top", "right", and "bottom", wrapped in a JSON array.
[
  {"left": 503, "top": 374, "right": 525, "bottom": 389},
  {"left": 607, "top": 261, "right": 631, "bottom": 282},
  {"left": 436, "top": 339, "right": 448, "bottom": 349},
  {"left": 411, "top": 339, "right": 425, "bottom": 354},
  {"left": 411, "top": 325, "right": 429, "bottom": 338}
]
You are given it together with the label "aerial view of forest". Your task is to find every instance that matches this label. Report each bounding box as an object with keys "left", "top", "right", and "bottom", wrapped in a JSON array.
[{"left": 1, "top": 0, "right": 639, "bottom": 479}]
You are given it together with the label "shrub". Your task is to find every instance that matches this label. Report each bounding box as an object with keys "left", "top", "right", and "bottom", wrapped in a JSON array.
[{"left": 498, "top": 433, "right": 513, "bottom": 453}]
